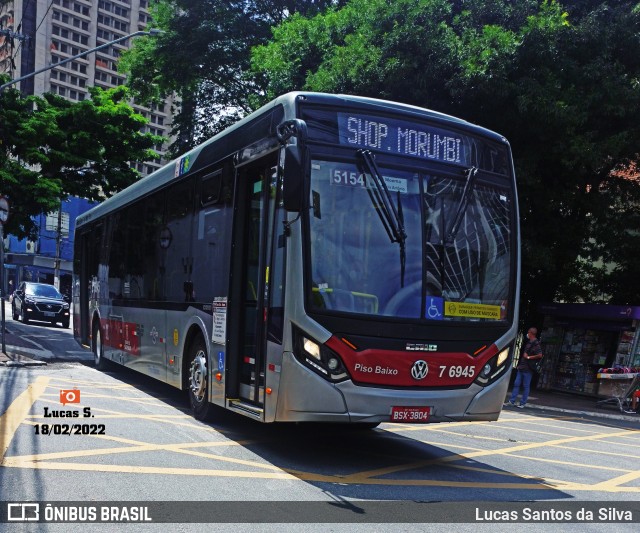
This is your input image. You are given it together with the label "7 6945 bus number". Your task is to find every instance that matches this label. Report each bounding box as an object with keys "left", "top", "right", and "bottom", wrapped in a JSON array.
[{"left": 439, "top": 365, "right": 475, "bottom": 378}]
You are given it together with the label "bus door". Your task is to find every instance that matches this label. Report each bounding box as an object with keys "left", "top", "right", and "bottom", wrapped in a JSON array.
[{"left": 229, "top": 154, "right": 278, "bottom": 407}]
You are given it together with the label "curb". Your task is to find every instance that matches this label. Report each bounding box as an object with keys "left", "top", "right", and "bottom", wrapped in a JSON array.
[
  {"left": 0, "top": 344, "right": 49, "bottom": 367},
  {"left": 505, "top": 402, "right": 638, "bottom": 423},
  {"left": 2, "top": 359, "right": 48, "bottom": 367}
]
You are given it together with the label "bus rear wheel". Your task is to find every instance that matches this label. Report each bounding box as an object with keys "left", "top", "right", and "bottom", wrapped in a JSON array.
[
  {"left": 188, "top": 337, "right": 213, "bottom": 421},
  {"left": 93, "top": 323, "right": 109, "bottom": 370}
]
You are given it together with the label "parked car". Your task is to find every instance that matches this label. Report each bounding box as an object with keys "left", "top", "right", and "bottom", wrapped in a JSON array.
[{"left": 12, "top": 282, "right": 70, "bottom": 328}]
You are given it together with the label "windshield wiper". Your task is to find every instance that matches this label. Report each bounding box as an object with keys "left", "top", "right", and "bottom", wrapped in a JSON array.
[
  {"left": 357, "top": 149, "right": 407, "bottom": 286},
  {"left": 446, "top": 166, "right": 478, "bottom": 243}
]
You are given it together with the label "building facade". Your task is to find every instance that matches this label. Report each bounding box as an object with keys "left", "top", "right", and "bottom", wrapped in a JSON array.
[
  {"left": 1, "top": 0, "right": 176, "bottom": 293},
  {"left": 1, "top": 0, "right": 173, "bottom": 175},
  {"left": 3, "top": 197, "right": 96, "bottom": 296}
]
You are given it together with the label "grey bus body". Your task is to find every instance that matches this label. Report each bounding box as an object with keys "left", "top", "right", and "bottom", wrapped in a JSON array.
[{"left": 74, "top": 92, "right": 520, "bottom": 425}]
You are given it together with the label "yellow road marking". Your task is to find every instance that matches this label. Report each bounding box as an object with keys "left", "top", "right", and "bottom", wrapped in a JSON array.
[
  {"left": 590, "top": 470, "right": 640, "bottom": 491},
  {"left": 4, "top": 439, "right": 281, "bottom": 472},
  {"left": 0, "top": 376, "right": 50, "bottom": 462},
  {"left": 4, "top": 377, "right": 640, "bottom": 492},
  {"left": 487, "top": 424, "right": 588, "bottom": 438},
  {"left": 502, "top": 421, "right": 606, "bottom": 435},
  {"left": 344, "top": 428, "right": 638, "bottom": 482},
  {"left": 385, "top": 426, "right": 518, "bottom": 442},
  {"left": 594, "top": 439, "right": 640, "bottom": 449},
  {"left": 551, "top": 444, "right": 640, "bottom": 459},
  {"left": 504, "top": 453, "right": 634, "bottom": 472},
  {"left": 2, "top": 460, "right": 297, "bottom": 479}
]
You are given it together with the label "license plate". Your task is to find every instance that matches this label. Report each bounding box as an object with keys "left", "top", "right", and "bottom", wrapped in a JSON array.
[
  {"left": 44, "top": 311, "right": 55, "bottom": 317},
  {"left": 390, "top": 406, "right": 431, "bottom": 423}
]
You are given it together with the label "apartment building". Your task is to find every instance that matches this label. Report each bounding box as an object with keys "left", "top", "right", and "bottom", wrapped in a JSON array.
[{"left": 0, "top": 0, "right": 173, "bottom": 175}]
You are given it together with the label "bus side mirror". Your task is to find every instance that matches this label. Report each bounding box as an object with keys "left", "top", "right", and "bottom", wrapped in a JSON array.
[
  {"left": 282, "top": 144, "right": 305, "bottom": 212},
  {"left": 277, "top": 119, "right": 307, "bottom": 213}
]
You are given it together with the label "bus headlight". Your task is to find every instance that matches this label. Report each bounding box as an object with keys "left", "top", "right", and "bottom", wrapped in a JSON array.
[
  {"left": 474, "top": 347, "right": 511, "bottom": 387},
  {"left": 497, "top": 347, "right": 510, "bottom": 367},
  {"left": 303, "top": 337, "right": 321, "bottom": 360},
  {"left": 293, "top": 327, "right": 349, "bottom": 382}
]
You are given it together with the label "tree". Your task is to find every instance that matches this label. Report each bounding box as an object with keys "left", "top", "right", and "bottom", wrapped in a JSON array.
[
  {"left": 0, "top": 80, "right": 161, "bottom": 239},
  {"left": 0, "top": 82, "right": 63, "bottom": 238},
  {"left": 119, "top": 0, "right": 344, "bottom": 155},
  {"left": 251, "top": 0, "right": 640, "bottom": 321}
]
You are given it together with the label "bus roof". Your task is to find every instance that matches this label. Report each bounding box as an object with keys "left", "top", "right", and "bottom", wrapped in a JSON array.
[{"left": 76, "top": 92, "right": 507, "bottom": 228}]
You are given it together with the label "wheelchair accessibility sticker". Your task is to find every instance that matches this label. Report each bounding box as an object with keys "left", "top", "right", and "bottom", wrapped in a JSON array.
[{"left": 426, "top": 297, "right": 443, "bottom": 319}]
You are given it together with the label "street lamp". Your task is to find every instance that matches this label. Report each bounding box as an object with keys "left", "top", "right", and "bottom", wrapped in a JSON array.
[{"left": 0, "top": 28, "right": 163, "bottom": 92}]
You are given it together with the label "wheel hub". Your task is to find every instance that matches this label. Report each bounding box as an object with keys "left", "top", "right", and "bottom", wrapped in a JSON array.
[{"left": 190, "top": 350, "right": 207, "bottom": 402}]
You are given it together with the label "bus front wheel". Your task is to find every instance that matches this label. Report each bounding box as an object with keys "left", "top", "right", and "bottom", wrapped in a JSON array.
[{"left": 188, "top": 337, "right": 213, "bottom": 421}]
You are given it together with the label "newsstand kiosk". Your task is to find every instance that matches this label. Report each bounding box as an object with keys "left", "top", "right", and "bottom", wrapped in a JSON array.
[{"left": 537, "top": 304, "right": 640, "bottom": 404}]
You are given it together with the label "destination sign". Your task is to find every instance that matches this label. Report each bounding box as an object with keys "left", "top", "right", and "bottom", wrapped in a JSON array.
[{"left": 337, "top": 113, "right": 471, "bottom": 165}]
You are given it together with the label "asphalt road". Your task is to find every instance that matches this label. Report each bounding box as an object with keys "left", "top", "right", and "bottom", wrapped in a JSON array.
[{"left": 0, "top": 318, "right": 639, "bottom": 531}]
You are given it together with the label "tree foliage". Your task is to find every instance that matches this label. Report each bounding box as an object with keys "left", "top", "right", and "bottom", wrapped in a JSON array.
[
  {"left": 119, "top": 0, "right": 344, "bottom": 155},
  {"left": 251, "top": 0, "right": 640, "bottom": 320},
  {"left": 0, "top": 80, "right": 161, "bottom": 239}
]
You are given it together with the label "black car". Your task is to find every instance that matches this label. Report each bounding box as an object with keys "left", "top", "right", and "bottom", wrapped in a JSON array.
[{"left": 12, "top": 282, "right": 70, "bottom": 328}]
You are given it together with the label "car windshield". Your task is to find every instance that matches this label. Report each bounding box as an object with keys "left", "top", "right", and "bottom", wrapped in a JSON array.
[
  {"left": 26, "top": 284, "right": 62, "bottom": 299},
  {"left": 307, "top": 159, "right": 512, "bottom": 321}
]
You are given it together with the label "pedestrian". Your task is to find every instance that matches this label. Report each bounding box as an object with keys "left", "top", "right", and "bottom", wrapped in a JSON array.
[{"left": 508, "top": 327, "right": 543, "bottom": 408}]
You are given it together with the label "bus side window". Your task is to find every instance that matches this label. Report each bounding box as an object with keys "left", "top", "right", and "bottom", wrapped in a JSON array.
[
  {"left": 164, "top": 179, "right": 195, "bottom": 303},
  {"left": 199, "top": 170, "right": 222, "bottom": 206},
  {"left": 192, "top": 165, "right": 233, "bottom": 303}
]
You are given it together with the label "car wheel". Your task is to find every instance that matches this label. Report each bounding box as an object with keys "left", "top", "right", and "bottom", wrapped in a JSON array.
[
  {"left": 61, "top": 320, "right": 70, "bottom": 329},
  {"left": 20, "top": 309, "right": 29, "bottom": 324},
  {"left": 12, "top": 304, "right": 18, "bottom": 321}
]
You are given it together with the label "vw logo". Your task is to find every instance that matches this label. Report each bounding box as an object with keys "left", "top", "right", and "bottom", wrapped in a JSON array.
[
  {"left": 46, "top": 305, "right": 52, "bottom": 309},
  {"left": 411, "top": 360, "right": 429, "bottom": 380}
]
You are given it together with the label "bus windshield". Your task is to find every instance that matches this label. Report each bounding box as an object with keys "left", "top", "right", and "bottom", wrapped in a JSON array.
[{"left": 307, "top": 158, "right": 512, "bottom": 322}]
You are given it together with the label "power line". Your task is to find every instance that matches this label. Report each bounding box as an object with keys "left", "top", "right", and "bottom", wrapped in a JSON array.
[
  {"left": 7, "top": 0, "right": 32, "bottom": 60},
  {"left": 0, "top": 28, "right": 29, "bottom": 71},
  {"left": 10, "top": 0, "right": 55, "bottom": 64}
]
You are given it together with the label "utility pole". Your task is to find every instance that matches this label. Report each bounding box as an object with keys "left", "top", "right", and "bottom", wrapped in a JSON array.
[
  {"left": 0, "top": 27, "right": 30, "bottom": 72},
  {"left": 0, "top": 196, "right": 10, "bottom": 355},
  {"left": 0, "top": 28, "right": 29, "bottom": 44},
  {"left": 54, "top": 202, "right": 63, "bottom": 291}
]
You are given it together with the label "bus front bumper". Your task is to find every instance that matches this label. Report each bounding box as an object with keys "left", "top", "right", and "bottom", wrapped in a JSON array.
[{"left": 275, "top": 353, "right": 512, "bottom": 424}]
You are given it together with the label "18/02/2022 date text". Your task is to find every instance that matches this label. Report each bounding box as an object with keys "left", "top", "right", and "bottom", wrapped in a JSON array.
[{"left": 34, "top": 424, "right": 106, "bottom": 435}]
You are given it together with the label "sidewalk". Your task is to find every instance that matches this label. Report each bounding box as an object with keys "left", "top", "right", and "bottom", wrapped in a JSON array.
[
  {"left": 0, "top": 321, "right": 48, "bottom": 367},
  {"left": 0, "top": 299, "right": 49, "bottom": 366},
  {"left": 504, "top": 388, "right": 639, "bottom": 423}
]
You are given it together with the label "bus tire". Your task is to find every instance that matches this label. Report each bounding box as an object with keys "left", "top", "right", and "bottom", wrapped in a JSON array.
[
  {"left": 187, "top": 336, "right": 213, "bottom": 421},
  {"left": 93, "top": 322, "right": 109, "bottom": 370}
]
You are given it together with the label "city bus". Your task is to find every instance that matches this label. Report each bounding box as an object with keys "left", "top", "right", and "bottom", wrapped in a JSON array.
[{"left": 73, "top": 92, "right": 520, "bottom": 426}]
